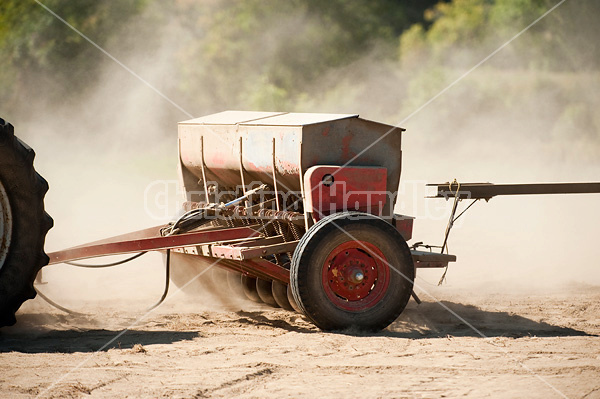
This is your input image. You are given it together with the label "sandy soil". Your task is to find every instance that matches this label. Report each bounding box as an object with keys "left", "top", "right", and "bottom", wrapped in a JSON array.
[{"left": 1, "top": 282, "right": 599, "bottom": 399}]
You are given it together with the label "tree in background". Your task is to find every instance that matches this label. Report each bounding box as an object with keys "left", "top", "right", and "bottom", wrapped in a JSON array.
[
  {"left": 394, "top": 0, "right": 600, "bottom": 158},
  {"left": 0, "top": 0, "right": 148, "bottom": 115},
  {"left": 399, "top": 0, "right": 600, "bottom": 71},
  {"left": 177, "top": 0, "right": 440, "bottom": 112},
  {"left": 0, "top": 0, "right": 598, "bottom": 150}
]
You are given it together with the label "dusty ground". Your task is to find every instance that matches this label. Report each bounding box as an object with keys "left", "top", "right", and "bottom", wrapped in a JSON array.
[{"left": 1, "top": 282, "right": 599, "bottom": 399}]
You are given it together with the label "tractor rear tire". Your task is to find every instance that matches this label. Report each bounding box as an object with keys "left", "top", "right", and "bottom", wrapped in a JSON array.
[
  {"left": 290, "top": 212, "right": 414, "bottom": 331},
  {"left": 0, "top": 118, "right": 53, "bottom": 327}
]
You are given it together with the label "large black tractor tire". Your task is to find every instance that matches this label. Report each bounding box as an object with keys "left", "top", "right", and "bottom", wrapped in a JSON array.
[
  {"left": 0, "top": 118, "right": 53, "bottom": 327},
  {"left": 290, "top": 212, "right": 414, "bottom": 332}
]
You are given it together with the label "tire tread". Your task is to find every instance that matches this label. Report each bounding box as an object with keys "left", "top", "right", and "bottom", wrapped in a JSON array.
[{"left": 0, "top": 119, "right": 52, "bottom": 327}]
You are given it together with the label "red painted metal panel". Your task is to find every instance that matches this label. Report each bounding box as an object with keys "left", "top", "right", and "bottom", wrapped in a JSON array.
[
  {"left": 304, "top": 166, "right": 388, "bottom": 221},
  {"left": 393, "top": 215, "right": 414, "bottom": 241}
]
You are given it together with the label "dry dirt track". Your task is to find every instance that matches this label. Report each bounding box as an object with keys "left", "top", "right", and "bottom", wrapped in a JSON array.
[{"left": 1, "top": 284, "right": 599, "bottom": 398}]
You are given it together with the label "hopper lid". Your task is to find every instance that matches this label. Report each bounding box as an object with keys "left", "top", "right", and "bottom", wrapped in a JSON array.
[{"left": 180, "top": 110, "right": 359, "bottom": 126}]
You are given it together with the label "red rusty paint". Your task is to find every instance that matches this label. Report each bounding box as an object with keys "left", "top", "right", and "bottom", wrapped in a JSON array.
[
  {"left": 304, "top": 166, "right": 387, "bottom": 220},
  {"left": 246, "top": 160, "right": 271, "bottom": 174},
  {"left": 321, "top": 240, "right": 390, "bottom": 311},
  {"left": 321, "top": 127, "right": 330, "bottom": 137},
  {"left": 277, "top": 158, "right": 299, "bottom": 175},
  {"left": 207, "top": 153, "right": 226, "bottom": 166},
  {"left": 340, "top": 133, "right": 356, "bottom": 160}
]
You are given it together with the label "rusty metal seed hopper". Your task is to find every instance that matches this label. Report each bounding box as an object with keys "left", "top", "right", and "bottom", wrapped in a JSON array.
[{"left": 38, "top": 111, "right": 600, "bottom": 331}]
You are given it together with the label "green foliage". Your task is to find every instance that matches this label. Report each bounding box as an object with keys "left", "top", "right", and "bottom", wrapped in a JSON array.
[
  {"left": 0, "top": 0, "right": 598, "bottom": 157},
  {"left": 0, "top": 0, "right": 148, "bottom": 112},
  {"left": 398, "top": 0, "right": 600, "bottom": 71},
  {"left": 178, "top": 0, "right": 439, "bottom": 111},
  {"left": 425, "top": 0, "right": 488, "bottom": 50},
  {"left": 399, "top": 0, "right": 552, "bottom": 65},
  {"left": 489, "top": 0, "right": 547, "bottom": 29}
]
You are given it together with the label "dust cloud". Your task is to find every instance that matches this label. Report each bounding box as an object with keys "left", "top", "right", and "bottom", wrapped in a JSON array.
[
  {"left": 6, "top": 0, "right": 600, "bottom": 322},
  {"left": 299, "top": 1, "right": 600, "bottom": 291},
  {"left": 11, "top": 5, "right": 192, "bottom": 314}
]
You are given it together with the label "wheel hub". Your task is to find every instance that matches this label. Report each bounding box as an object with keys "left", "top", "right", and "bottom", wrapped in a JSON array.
[
  {"left": 327, "top": 249, "right": 376, "bottom": 300},
  {"left": 350, "top": 270, "right": 364, "bottom": 283},
  {"left": 0, "top": 179, "right": 13, "bottom": 271},
  {"left": 322, "top": 241, "right": 390, "bottom": 311}
]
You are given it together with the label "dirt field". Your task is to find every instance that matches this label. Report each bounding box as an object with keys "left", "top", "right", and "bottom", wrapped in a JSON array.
[{"left": 1, "top": 281, "right": 599, "bottom": 399}]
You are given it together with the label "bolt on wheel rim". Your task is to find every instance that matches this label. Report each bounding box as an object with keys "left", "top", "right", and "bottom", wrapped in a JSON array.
[
  {"left": 0, "top": 179, "right": 13, "bottom": 271},
  {"left": 322, "top": 241, "right": 390, "bottom": 311}
]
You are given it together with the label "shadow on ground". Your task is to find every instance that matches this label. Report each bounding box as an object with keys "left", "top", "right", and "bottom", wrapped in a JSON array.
[
  {"left": 214, "top": 301, "right": 591, "bottom": 339},
  {"left": 233, "top": 311, "right": 317, "bottom": 334},
  {"left": 384, "top": 300, "right": 591, "bottom": 338},
  {"left": 0, "top": 328, "right": 199, "bottom": 354},
  {"left": 0, "top": 312, "right": 199, "bottom": 354},
  {"left": 2, "top": 298, "right": 591, "bottom": 352}
]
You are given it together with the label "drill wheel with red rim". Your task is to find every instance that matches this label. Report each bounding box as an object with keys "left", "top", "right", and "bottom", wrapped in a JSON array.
[{"left": 290, "top": 212, "right": 414, "bottom": 331}]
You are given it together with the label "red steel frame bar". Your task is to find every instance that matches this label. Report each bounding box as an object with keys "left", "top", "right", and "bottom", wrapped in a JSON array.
[
  {"left": 210, "top": 241, "right": 299, "bottom": 261},
  {"left": 48, "top": 221, "right": 292, "bottom": 283},
  {"left": 47, "top": 221, "right": 452, "bottom": 284},
  {"left": 242, "top": 259, "right": 290, "bottom": 284},
  {"left": 48, "top": 225, "right": 261, "bottom": 265}
]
